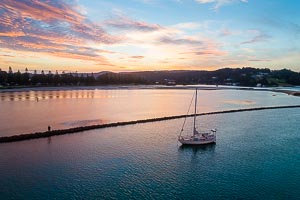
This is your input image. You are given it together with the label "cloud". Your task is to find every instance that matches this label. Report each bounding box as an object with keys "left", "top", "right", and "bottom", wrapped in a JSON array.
[
  {"left": 130, "top": 56, "right": 145, "bottom": 59},
  {"left": 105, "top": 15, "right": 162, "bottom": 32},
  {"left": 0, "top": 0, "right": 248, "bottom": 71},
  {"left": 159, "top": 36, "right": 203, "bottom": 45},
  {"left": 195, "top": 0, "right": 248, "bottom": 10},
  {"left": 180, "top": 48, "right": 227, "bottom": 56},
  {"left": 241, "top": 30, "right": 270, "bottom": 44},
  {"left": 248, "top": 59, "right": 271, "bottom": 62},
  {"left": 219, "top": 28, "right": 241, "bottom": 37},
  {"left": 0, "top": 0, "right": 120, "bottom": 66},
  {"left": 103, "top": 15, "right": 228, "bottom": 69}
]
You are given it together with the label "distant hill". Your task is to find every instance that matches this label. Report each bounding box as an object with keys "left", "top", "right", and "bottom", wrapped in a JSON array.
[
  {"left": 102, "top": 68, "right": 300, "bottom": 86},
  {"left": 1, "top": 67, "right": 300, "bottom": 87}
]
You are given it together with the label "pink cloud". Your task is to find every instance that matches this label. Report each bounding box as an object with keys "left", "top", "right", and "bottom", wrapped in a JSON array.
[
  {"left": 0, "top": 0, "right": 120, "bottom": 66},
  {"left": 130, "top": 56, "right": 145, "bottom": 59},
  {"left": 105, "top": 16, "right": 162, "bottom": 32}
]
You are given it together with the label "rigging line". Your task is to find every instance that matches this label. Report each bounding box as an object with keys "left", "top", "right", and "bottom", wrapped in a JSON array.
[{"left": 178, "top": 91, "right": 195, "bottom": 137}]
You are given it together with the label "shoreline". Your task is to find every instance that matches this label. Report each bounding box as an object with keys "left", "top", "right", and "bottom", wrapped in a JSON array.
[{"left": 1, "top": 105, "right": 300, "bottom": 144}]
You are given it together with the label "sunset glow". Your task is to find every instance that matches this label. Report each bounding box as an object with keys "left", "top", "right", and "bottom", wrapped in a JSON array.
[{"left": 0, "top": 0, "right": 299, "bottom": 72}]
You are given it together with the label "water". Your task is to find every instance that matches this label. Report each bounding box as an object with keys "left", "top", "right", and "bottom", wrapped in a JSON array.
[
  {"left": 0, "top": 108, "right": 300, "bottom": 199},
  {"left": 0, "top": 88, "right": 299, "bottom": 136},
  {"left": 275, "top": 86, "right": 300, "bottom": 91}
]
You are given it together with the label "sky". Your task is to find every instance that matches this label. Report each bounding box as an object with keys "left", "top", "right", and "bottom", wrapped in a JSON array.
[{"left": 0, "top": 0, "right": 299, "bottom": 73}]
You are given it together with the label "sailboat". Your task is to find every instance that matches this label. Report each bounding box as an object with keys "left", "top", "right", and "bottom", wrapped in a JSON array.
[{"left": 178, "top": 89, "right": 217, "bottom": 145}]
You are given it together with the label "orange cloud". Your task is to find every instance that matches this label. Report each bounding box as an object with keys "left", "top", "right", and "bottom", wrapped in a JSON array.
[
  {"left": 0, "top": 0, "right": 122, "bottom": 69},
  {"left": 0, "top": 32, "right": 25, "bottom": 37},
  {"left": 1, "top": 0, "right": 85, "bottom": 24}
]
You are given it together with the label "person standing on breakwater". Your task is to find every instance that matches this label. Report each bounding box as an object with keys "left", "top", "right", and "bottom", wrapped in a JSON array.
[{"left": 48, "top": 125, "right": 51, "bottom": 131}]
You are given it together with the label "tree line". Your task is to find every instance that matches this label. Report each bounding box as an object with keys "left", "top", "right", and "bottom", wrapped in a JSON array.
[
  {"left": 131, "top": 67, "right": 300, "bottom": 86},
  {"left": 1, "top": 67, "right": 300, "bottom": 87},
  {"left": 0, "top": 67, "right": 146, "bottom": 86}
]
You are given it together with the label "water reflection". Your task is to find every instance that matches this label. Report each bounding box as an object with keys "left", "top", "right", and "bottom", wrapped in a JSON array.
[
  {"left": 178, "top": 144, "right": 216, "bottom": 163},
  {"left": 0, "top": 90, "right": 97, "bottom": 102},
  {"left": 178, "top": 143, "right": 216, "bottom": 154},
  {"left": 47, "top": 137, "right": 51, "bottom": 144}
]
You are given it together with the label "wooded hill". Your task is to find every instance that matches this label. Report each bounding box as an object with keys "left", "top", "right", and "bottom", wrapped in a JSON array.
[{"left": 1, "top": 67, "right": 299, "bottom": 87}]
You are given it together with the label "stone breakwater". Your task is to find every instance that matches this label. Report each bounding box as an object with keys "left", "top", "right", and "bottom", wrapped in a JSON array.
[
  {"left": 1, "top": 105, "right": 300, "bottom": 143},
  {"left": 276, "top": 90, "right": 300, "bottom": 96}
]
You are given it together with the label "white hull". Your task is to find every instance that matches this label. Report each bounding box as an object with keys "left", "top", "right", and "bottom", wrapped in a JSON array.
[
  {"left": 179, "top": 138, "right": 216, "bottom": 145},
  {"left": 178, "top": 132, "right": 216, "bottom": 145}
]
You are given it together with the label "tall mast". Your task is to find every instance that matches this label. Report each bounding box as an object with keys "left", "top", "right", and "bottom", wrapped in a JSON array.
[{"left": 193, "top": 88, "right": 197, "bottom": 135}]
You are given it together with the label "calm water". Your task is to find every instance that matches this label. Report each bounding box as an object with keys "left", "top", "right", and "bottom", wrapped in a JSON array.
[
  {"left": 0, "top": 108, "right": 299, "bottom": 199},
  {"left": 0, "top": 88, "right": 299, "bottom": 136}
]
